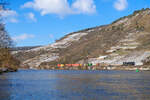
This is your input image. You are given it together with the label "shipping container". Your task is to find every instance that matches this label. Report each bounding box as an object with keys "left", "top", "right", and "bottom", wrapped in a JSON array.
[
  {"left": 65, "top": 64, "right": 72, "bottom": 67},
  {"left": 72, "top": 64, "right": 80, "bottom": 67}
]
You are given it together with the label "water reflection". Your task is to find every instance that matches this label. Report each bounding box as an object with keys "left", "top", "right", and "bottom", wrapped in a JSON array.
[
  {"left": 53, "top": 73, "right": 102, "bottom": 100},
  {"left": 51, "top": 71, "right": 150, "bottom": 100},
  {"left": 0, "top": 70, "right": 150, "bottom": 100},
  {"left": 0, "top": 73, "right": 11, "bottom": 100}
]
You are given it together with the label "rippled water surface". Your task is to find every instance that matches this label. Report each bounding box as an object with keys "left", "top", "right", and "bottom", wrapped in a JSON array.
[{"left": 0, "top": 70, "right": 150, "bottom": 100}]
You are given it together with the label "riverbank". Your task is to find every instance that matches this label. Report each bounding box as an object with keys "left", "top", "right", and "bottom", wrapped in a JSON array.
[
  {"left": 0, "top": 68, "right": 17, "bottom": 74},
  {"left": 102, "top": 66, "right": 150, "bottom": 71},
  {"left": 2, "top": 65, "right": 150, "bottom": 72},
  {"left": 27, "top": 65, "right": 150, "bottom": 71}
]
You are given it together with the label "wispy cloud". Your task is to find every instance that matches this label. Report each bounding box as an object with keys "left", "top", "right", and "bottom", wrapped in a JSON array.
[
  {"left": 9, "top": 18, "right": 18, "bottom": 23},
  {"left": 0, "top": 10, "right": 18, "bottom": 23},
  {"left": 72, "top": 0, "right": 96, "bottom": 14},
  {"left": 27, "top": 12, "right": 37, "bottom": 22},
  {"left": 114, "top": 0, "right": 128, "bottom": 11},
  {"left": 21, "top": 2, "right": 33, "bottom": 8},
  {"left": 21, "top": 0, "right": 96, "bottom": 17},
  {"left": 0, "top": 10, "right": 17, "bottom": 17},
  {"left": 12, "top": 34, "right": 35, "bottom": 41}
]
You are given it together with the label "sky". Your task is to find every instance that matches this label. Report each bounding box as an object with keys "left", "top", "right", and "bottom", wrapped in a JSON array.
[{"left": 1, "top": 0, "right": 150, "bottom": 47}]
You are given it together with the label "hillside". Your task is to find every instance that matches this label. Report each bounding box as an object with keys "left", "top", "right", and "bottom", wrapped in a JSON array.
[{"left": 12, "top": 8, "right": 150, "bottom": 69}]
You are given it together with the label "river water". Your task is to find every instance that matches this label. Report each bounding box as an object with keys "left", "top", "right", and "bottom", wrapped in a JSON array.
[{"left": 0, "top": 70, "right": 150, "bottom": 100}]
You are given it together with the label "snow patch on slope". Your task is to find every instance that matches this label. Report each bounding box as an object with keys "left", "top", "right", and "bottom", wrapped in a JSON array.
[
  {"left": 51, "top": 32, "right": 88, "bottom": 48},
  {"left": 89, "top": 51, "right": 150, "bottom": 66},
  {"left": 113, "top": 51, "right": 150, "bottom": 65},
  {"left": 23, "top": 53, "right": 59, "bottom": 68}
]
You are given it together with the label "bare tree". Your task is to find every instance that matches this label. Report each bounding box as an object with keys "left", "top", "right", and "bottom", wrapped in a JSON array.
[
  {"left": 0, "top": 0, "right": 14, "bottom": 48},
  {"left": 0, "top": 23, "right": 14, "bottom": 48},
  {"left": 0, "top": 0, "right": 19, "bottom": 69}
]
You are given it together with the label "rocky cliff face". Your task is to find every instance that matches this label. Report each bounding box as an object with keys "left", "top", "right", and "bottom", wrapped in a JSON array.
[{"left": 12, "top": 8, "right": 150, "bottom": 69}]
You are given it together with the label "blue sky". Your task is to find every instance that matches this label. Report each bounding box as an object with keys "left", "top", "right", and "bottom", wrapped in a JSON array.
[{"left": 2, "top": 0, "right": 150, "bottom": 47}]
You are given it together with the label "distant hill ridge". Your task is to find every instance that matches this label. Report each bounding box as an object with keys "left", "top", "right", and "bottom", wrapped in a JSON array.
[{"left": 11, "top": 46, "right": 41, "bottom": 51}]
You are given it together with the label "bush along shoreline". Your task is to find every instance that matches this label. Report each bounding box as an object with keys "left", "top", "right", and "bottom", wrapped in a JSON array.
[
  {"left": 0, "top": 67, "right": 18, "bottom": 74},
  {"left": 0, "top": 48, "right": 20, "bottom": 74}
]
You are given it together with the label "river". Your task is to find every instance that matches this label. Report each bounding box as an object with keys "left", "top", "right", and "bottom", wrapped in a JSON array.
[{"left": 0, "top": 70, "right": 150, "bottom": 100}]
